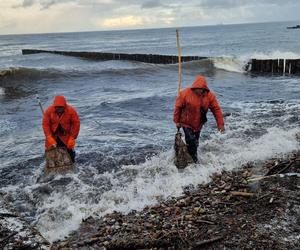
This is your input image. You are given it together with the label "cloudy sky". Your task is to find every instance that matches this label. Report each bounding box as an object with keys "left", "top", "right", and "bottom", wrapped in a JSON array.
[{"left": 0, "top": 0, "right": 300, "bottom": 35}]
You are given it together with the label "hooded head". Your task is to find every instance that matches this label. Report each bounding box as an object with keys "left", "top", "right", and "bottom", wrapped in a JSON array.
[
  {"left": 191, "top": 75, "right": 210, "bottom": 91},
  {"left": 53, "top": 95, "right": 67, "bottom": 107},
  {"left": 53, "top": 95, "right": 67, "bottom": 115}
]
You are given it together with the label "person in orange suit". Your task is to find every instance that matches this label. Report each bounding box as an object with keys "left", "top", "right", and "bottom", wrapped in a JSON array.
[
  {"left": 42, "top": 95, "right": 80, "bottom": 162},
  {"left": 173, "top": 75, "right": 225, "bottom": 163}
]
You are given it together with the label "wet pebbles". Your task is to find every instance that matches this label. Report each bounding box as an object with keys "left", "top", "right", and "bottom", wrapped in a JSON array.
[{"left": 51, "top": 151, "right": 300, "bottom": 250}]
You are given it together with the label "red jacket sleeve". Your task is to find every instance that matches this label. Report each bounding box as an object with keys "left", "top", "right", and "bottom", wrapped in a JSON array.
[
  {"left": 208, "top": 92, "right": 224, "bottom": 129},
  {"left": 173, "top": 91, "right": 185, "bottom": 123},
  {"left": 42, "top": 108, "right": 53, "bottom": 138},
  {"left": 70, "top": 107, "right": 80, "bottom": 139}
]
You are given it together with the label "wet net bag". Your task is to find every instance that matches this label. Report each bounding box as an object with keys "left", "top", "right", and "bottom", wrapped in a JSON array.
[
  {"left": 45, "top": 147, "right": 74, "bottom": 174},
  {"left": 174, "top": 131, "right": 194, "bottom": 169}
]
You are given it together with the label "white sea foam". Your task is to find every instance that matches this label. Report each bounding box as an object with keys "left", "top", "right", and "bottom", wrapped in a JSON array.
[
  {"left": 34, "top": 193, "right": 90, "bottom": 242},
  {"left": 213, "top": 57, "right": 246, "bottom": 73},
  {"left": 36, "top": 125, "right": 299, "bottom": 242},
  {"left": 0, "top": 87, "right": 4, "bottom": 96},
  {"left": 213, "top": 50, "right": 300, "bottom": 73}
]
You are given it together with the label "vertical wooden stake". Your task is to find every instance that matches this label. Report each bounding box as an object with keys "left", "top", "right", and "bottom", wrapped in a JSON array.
[{"left": 36, "top": 95, "right": 44, "bottom": 114}]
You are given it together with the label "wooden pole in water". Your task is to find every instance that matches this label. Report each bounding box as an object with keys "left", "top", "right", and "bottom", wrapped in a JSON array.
[
  {"left": 176, "top": 29, "right": 182, "bottom": 96},
  {"left": 36, "top": 95, "right": 44, "bottom": 114}
]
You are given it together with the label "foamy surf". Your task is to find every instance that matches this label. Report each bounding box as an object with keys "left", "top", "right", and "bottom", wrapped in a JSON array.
[
  {"left": 0, "top": 87, "right": 4, "bottom": 96},
  {"left": 212, "top": 57, "right": 247, "bottom": 73},
  {"left": 33, "top": 126, "right": 299, "bottom": 242},
  {"left": 212, "top": 50, "right": 300, "bottom": 73}
]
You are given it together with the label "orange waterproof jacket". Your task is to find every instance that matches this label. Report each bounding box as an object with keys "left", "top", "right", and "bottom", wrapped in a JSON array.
[
  {"left": 42, "top": 96, "right": 80, "bottom": 150},
  {"left": 173, "top": 75, "right": 224, "bottom": 132}
]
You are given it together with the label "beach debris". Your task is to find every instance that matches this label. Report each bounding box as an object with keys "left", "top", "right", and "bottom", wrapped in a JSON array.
[
  {"left": 230, "top": 191, "right": 254, "bottom": 197},
  {"left": 0, "top": 197, "right": 50, "bottom": 249},
  {"left": 194, "top": 236, "right": 224, "bottom": 247},
  {"left": 50, "top": 151, "right": 300, "bottom": 250},
  {"left": 45, "top": 147, "right": 73, "bottom": 174},
  {"left": 248, "top": 172, "right": 300, "bottom": 182},
  {"left": 174, "top": 131, "right": 194, "bottom": 169}
]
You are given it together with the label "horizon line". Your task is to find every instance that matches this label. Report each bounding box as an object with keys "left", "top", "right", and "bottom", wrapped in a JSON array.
[{"left": 0, "top": 19, "right": 299, "bottom": 37}]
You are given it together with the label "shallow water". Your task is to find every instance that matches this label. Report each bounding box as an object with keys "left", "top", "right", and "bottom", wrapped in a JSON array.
[{"left": 0, "top": 21, "right": 299, "bottom": 241}]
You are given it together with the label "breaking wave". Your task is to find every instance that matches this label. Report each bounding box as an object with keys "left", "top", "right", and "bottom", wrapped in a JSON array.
[
  {"left": 212, "top": 50, "right": 300, "bottom": 73},
  {"left": 212, "top": 57, "right": 247, "bottom": 73}
]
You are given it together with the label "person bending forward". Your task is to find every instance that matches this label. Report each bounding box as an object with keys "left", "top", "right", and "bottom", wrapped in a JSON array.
[{"left": 42, "top": 95, "right": 80, "bottom": 162}]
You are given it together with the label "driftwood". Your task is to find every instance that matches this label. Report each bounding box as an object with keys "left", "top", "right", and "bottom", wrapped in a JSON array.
[
  {"left": 195, "top": 219, "right": 215, "bottom": 225},
  {"left": 266, "top": 161, "right": 292, "bottom": 175},
  {"left": 248, "top": 173, "right": 300, "bottom": 182},
  {"left": 230, "top": 191, "right": 254, "bottom": 197},
  {"left": 45, "top": 147, "right": 73, "bottom": 174},
  {"left": 194, "top": 236, "right": 224, "bottom": 247},
  {"left": 277, "top": 162, "right": 294, "bottom": 174},
  {"left": 174, "top": 131, "right": 194, "bottom": 169},
  {"left": 0, "top": 213, "right": 18, "bottom": 218},
  {"left": 106, "top": 238, "right": 171, "bottom": 250}
]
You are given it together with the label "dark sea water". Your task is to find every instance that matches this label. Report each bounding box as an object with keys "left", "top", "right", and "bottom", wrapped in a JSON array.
[{"left": 0, "top": 21, "right": 299, "bottom": 241}]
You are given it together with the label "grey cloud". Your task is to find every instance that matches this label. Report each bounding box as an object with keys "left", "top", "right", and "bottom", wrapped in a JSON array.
[
  {"left": 19, "top": 0, "right": 177, "bottom": 10},
  {"left": 19, "top": 0, "right": 300, "bottom": 10},
  {"left": 113, "top": 0, "right": 172, "bottom": 9},
  {"left": 20, "top": 0, "right": 76, "bottom": 9},
  {"left": 22, "top": 0, "right": 36, "bottom": 7},
  {"left": 198, "top": 0, "right": 299, "bottom": 9},
  {"left": 141, "top": 0, "right": 163, "bottom": 9},
  {"left": 40, "top": 0, "right": 58, "bottom": 9},
  {"left": 115, "top": 0, "right": 299, "bottom": 11}
]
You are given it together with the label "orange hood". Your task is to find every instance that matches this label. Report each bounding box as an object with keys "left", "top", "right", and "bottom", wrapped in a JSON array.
[
  {"left": 53, "top": 95, "right": 67, "bottom": 107},
  {"left": 191, "top": 75, "right": 210, "bottom": 91}
]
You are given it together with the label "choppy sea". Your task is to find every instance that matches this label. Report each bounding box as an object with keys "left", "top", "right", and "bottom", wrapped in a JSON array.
[{"left": 0, "top": 21, "right": 299, "bottom": 241}]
